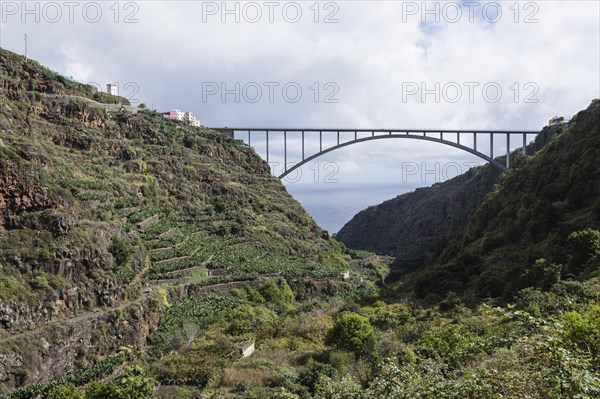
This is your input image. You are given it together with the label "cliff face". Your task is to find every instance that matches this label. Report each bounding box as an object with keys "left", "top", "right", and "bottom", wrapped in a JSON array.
[
  {"left": 336, "top": 125, "right": 560, "bottom": 278},
  {"left": 0, "top": 48, "right": 347, "bottom": 393},
  {"left": 336, "top": 165, "right": 502, "bottom": 274}
]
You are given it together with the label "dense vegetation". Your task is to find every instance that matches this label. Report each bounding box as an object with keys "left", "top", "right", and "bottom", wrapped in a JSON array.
[
  {"left": 407, "top": 100, "right": 600, "bottom": 302},
  {"left": 8, "top": 270, "right": 599, "bottom": 398},
  {"left": 1, "top": 48, "right": 599, "bottom": 398}
]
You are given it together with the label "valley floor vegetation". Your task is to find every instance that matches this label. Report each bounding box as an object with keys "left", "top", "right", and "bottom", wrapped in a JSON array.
[{"left": 6, "top": 234, "right": 600, "bottom": 399}]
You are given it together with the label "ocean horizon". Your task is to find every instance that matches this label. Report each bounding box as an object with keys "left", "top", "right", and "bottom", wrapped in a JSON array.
[{"left": 284, "top": 181, "right": 423, "bottom": 234}]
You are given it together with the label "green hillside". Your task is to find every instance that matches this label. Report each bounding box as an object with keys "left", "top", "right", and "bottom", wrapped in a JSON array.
[
  {"left": 0, "top": 48, "right": 351, "bottom": 395},
  {"left": 409, "top": 99, "right": 600, "bottom": 301}
]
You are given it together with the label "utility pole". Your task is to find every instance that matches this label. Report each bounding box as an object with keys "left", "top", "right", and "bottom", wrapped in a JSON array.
[{"left": 24, "top": 34, "right": 28, "bottom": 60}]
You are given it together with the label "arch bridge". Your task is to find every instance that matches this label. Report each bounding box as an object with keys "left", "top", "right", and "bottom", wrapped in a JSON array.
[{"left": 211, "top": 128, "right": 539, "bottom": 179}]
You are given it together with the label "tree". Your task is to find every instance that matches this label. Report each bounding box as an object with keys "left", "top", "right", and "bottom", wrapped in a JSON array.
[
  {"left": 568, "top": 228, "right": 600, "bottom": 271},
  {"left": 314, "top": 375, "right": 362, "bottom": 399},
  {"left": 326, "top": 312, "right": 376, "bottom": 355}
]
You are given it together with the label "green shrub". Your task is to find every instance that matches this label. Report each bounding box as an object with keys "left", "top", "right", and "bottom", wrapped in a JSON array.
[
  {"left": 85, "top": 365, "right": 154, "bottom": 399},
  {"left": 299, "top": 361, "right": 336, "bottom": 394},
  {"left": 314, "top": 375, "right": 361, "bottom": 399},
  {"left": 326, "top": 312, "right": 376, "bottom": 355},
  {"left": 417, "top": 324, "right": 477, "bottom": 360},
  {"left": 46, "top": 384, "right": 84, "bottom": 399},
  {"left": 260, "top": 279, "right": 295, "bottom": 305},
  {"left": 226, "top": 304, "right": 278, "bottom": 337},
  {"left": 563, "top": 302, "right": 600, "bottom": 355},
  {"left": 108, "top": 237, "right": 134, "bottom": 267},
  {"left": 568, "top": 228, "right": 600, "bottom": 271}
]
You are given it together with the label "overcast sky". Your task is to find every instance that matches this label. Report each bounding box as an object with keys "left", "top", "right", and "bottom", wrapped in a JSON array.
[{"left": 1, "top": 1, "right": 599, "bottom": 229}]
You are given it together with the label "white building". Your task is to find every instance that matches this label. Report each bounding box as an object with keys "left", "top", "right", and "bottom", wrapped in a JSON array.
[
  {"left": 106, "top": 83, "right": 118, "bottom": 96},
  {"left": 548, "top": 116, "right": 567, "bottom": 126},
  {"left": 163, "top": 109, "right": 201, "bottom": 126},
  {"left": 183, "top": 111, "right": 201, "bottom": 127}
]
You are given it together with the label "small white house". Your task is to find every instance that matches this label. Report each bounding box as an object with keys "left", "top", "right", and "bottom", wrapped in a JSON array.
[{"left": 106, "top": 83, "right": 118, "bottom": 96}]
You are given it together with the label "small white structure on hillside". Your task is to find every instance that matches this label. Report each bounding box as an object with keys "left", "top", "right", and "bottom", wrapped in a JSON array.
[
  {"left": 548, "top": 116, "right": 567, "bottom": 126},
  {"left": 183, "top": 111, "right": 201, "bottom": 127},
  {"left": 163, "top": 109, "right": 201, "bottom": 127},
  {"left": 106, "top": 83, "right": 118, "bottom": 96}
]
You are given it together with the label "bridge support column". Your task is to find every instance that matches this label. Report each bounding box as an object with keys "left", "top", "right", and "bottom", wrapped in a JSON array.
[
  {"left": 490, "top": 133, "right": 493, "bottom": 159},
  {"left": 523, "top": 133, "right": 527, "bottom": 155},
  {"left": 284, "top": 131, "right": 287, "bottom": 171},
  {"left": 302, "top": 131, "right": 305, "bottom": 161},
  {"left": 266, "top": 131, "right": 269, "bottom": 163},
  {"left": 320, "top": 131, "right": 322, "bottom": 151},
  {"left": 473, "top": 132, "right": 477, "bottom": 151},
  {"left": 506, "top": 133, "right": 510, "bottom": 169}
]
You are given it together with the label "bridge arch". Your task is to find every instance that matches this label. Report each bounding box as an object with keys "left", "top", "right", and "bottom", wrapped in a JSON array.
[{"left": 277, "top": 133, "right": 506, "bottom": 179}]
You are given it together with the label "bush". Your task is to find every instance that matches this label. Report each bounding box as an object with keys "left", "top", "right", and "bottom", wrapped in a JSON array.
[
  {"left": 109, "top": 236, "right": 134, "bottom": 267},
  {"left": 46, "top": 384, "right": 84, "bottom": 399},
  {"left": 299, "top": 361, "right": 336, "bottom": 394},
  {"left": 521, "top": 258, "right": 562, "bottom": 290},
  {"left": 417, "top": 324, "right": 477, "bottom": 360},
  {"left": 326, "top": 312, "right": 376, "bottom": 355},
  {"left": 314, "top": 375, "right": 362, "bottom": 399},
  {"left": 563, "top": 302, "right": 600, "bottom": 355},
  {"left": 260, "top": 279, "right": 295, "bottom": 305},
  {"left": 85, "top": 365, "right": 154, "bottom": 399},
  {"left": 568, "top": 228, "right": 600, "bottom": 271},
  {"left": 369, "top": 307, "right": 413, "bottom": 330},
  {"left": 226, "top": 304, "right": 277, "bottom": 337}
]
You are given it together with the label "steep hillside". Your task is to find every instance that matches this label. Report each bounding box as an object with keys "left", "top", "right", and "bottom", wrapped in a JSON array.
[
  {"left": 336, "top": 165, "right": 501, "bottom": 271},
  {"left": 0, "top": 48, "right": 348, "bottom": 394},
  {"left": 408, "top": 99, "right": 600, "bottom": 301},
  {"left": 336, "top": 126, "right": 558, "bottom": 276}
]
